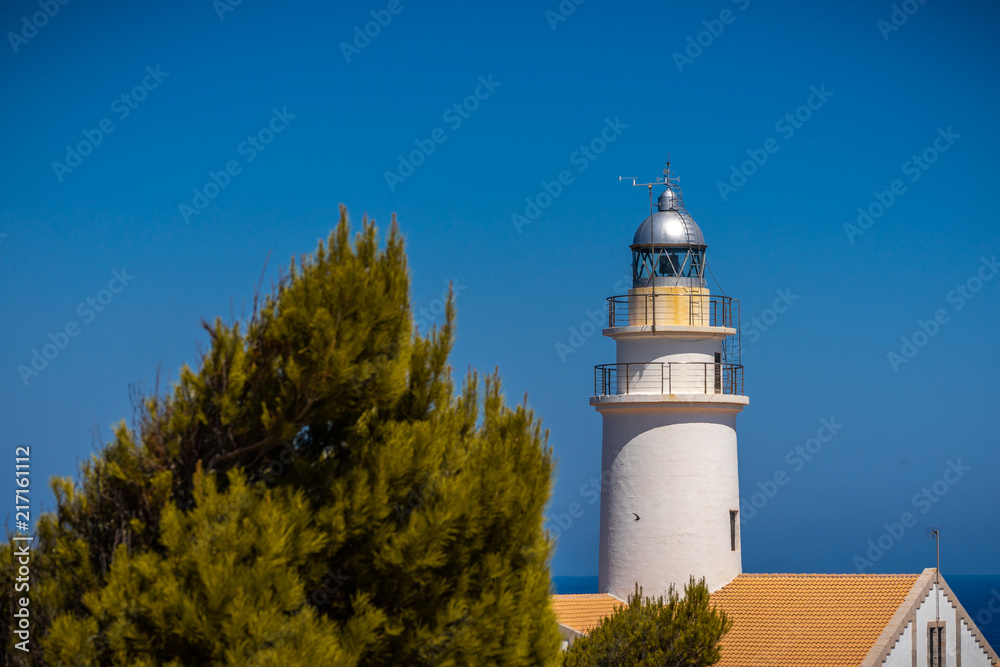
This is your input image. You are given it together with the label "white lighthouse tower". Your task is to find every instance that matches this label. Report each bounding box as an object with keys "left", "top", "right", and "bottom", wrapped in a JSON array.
[{"left": 593, "top": 165, "right": 748, "bottom": 600}]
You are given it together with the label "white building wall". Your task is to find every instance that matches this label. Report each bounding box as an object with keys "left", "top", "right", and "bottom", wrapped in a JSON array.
[
  {"left": 597, "top": 405, "right": 742, "bottom": 600},
  {"left": 612, "top": 335, "right": 730, "bottom": 395},
  {"left": 615, "top": 336, "right": 723, "bottom": 366},
  {"left": 905, "top": 585, "right": 958, "bottom": 667},
  {"left": 883, "top": 621, "right": 913, "bottom": 667},
  {"left": 961, "top": 618, "right": 995, "bottom": 667},
  {"left": 883, "top": 583, "right": 995, "bottom": 667}
]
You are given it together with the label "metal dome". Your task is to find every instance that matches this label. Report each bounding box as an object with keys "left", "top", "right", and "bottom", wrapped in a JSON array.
[
  {"left": 631, "top": 209, "right": 706, "bottom": 247},
  {"left": 631, "top": 185, "right": 706, "bottom": 247}
]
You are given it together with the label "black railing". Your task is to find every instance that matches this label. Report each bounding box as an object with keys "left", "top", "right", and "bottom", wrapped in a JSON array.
[
  {"left": 606, "top": 293, "right": 739, "bottom": 330},
  {"left": 594, "top": 362, "right": 744, "bottom": 397}
]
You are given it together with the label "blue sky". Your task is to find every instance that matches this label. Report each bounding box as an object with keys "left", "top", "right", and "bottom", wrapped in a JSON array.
[{"left": 2, "top": 0, "right": 998, "bottom": 578}]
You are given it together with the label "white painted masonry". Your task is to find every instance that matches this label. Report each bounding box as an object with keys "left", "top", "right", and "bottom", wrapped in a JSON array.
[
  {"left": 594, "top": 400, "right": 744, "bottom": 598},
  {"left": 883, "top": 621, "right": 914, "bottom": 667}
]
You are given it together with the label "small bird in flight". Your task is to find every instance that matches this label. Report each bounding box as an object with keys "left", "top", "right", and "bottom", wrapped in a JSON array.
[{"left": 632, "top": 513, "right": 640, "bottom": 522}]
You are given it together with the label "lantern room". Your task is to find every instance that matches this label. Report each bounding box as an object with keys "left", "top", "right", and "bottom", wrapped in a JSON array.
[{"left": 630, "top": 185, "right": 707, "bottom": 290}]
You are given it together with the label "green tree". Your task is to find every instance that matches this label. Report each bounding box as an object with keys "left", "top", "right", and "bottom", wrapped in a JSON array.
[
  {"left": 3, "top": 209, "right": 562, "bottom": 666},
  {"left": 563, "top": 578, "right": 731, "bottom": 667},
  {"left": 43, "top": 466, "right": 380, "bottom": 666}
]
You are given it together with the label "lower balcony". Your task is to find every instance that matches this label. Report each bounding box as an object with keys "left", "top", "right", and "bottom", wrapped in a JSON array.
[{"left": 594, "top": 361, "right": 744, "bottom": 397}]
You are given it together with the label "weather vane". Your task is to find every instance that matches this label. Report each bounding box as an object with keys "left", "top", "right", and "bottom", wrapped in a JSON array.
[{"left": 619, "top": 156, "right": 680, "bottom": 189}]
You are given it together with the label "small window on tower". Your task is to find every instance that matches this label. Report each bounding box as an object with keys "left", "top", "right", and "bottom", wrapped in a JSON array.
[{"left": 730, "top": 510, "right": 738, "bottom": 551}]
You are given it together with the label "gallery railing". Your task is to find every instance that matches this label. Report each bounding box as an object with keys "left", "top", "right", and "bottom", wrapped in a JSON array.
[
  {"left": 594, "top": 362, "right": 744, "bottom": 397},
  {"left": 606, "top": 293, "right": 739, "bottom": 330}
]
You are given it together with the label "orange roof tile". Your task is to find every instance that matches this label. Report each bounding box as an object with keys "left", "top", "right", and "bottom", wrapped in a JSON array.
[
  {"left": 550, "top": 573, "right": 927, "bottom": 665},
  {"left": 550, "top": 593, "right": 624, "bottom": 634},
  {"left": 710, "top": 573, "right": 920, "bottom": 667}
]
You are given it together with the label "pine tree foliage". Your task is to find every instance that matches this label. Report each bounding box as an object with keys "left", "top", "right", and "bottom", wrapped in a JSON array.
[
  {"left": 43, "top": 467, "right": 378, "bottom": 666},
  {"left": 562, "top": 578, "right": 731, "bottom": 667},
  {"left": 2, "top": 208, "right": 562, "bottom": 666}
]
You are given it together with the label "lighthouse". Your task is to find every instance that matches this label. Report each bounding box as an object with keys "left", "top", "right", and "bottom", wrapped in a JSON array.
[
  {"left": 555, "top": 167, "right": 999, "bottom": 667},
  {"left": 593, "top": 165, "right": 748, "bottom": 600}
]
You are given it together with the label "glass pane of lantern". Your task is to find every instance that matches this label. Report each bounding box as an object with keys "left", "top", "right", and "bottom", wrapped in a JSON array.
[{"left": 688, "top": 251, "right": 703, "bottom": 277}]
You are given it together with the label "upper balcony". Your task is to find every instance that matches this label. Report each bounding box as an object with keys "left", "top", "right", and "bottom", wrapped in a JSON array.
[{"left": 606, "top": 292, "right": 739, "bottom": 332}]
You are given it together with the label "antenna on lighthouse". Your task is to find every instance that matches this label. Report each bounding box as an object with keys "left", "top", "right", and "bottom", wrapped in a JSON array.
[
  {"left": 930, "top": 528, "right": 941, "bottom": 623},
  {"left": 639, "top": 159, "right": 727, "bottom": 298},
  {"left": 619, "top": 158, "right": 685, "bottom": 332}
]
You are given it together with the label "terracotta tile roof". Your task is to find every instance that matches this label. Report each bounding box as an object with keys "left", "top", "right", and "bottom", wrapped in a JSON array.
[
  {"left": 550, "top": 573, "right": 924, "bottom": 665},
  {"left": 550, "top": 593, "right": 624, "bottom": 634},
  {"left": 710, "top": 573, "right": 920, "bottom": 667}
]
